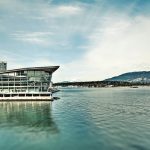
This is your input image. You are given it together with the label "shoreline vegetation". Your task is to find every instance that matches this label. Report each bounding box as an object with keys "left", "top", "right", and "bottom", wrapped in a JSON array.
[{"left": 53, "top": 81, "right": 150, "bottom": 88}]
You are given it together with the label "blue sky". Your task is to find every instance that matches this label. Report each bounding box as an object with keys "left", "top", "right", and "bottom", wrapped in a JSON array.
[{"left": 0, "top": 0, "right": 150, "bottom": 82}]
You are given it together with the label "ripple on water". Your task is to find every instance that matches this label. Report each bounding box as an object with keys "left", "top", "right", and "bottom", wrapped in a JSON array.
[{"left": 0, "top": 87, "right": 150, "bottom": 150}]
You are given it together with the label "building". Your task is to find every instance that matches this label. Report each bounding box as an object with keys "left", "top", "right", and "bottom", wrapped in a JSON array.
[
  {"left": 0, "top": 61, "right": 7, "bottom": 72},
  {"left": 0, "top": 63, "right": 59, "bottom": 100}
]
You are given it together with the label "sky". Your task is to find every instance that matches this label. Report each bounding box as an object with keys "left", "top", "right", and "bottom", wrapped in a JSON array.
[{"left": 0, "top": 0, "right": 150, "bottom": 82}]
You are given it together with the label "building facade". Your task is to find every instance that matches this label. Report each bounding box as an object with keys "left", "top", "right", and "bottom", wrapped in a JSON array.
[
  {"left": 0, "top": 61, "right": 7, "bottom": 72},
  {"left": 0, "top": 65, "right": 59, "bottom": 100}
]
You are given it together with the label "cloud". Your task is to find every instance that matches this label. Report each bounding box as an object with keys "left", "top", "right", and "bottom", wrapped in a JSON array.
[
  {"left": 85, "top": 15, "right": 150, "bottom": 70},
  {"left": 0, "top": 0, "right": 150, "bottom": 82},
  {"left": 10, "top": 31, "right": 53, "bottom": 45},
  {"left": 56, "top": 5, "right": 82, "bottom": 15},
  {"left": 53, "top": 15, "right": 150, "bottom": 82},
  {"left": 32, "top": 4, "right": 83, "bottom": 20},
  {"left": 1, "top": 1, "right": 84, "bottom": 47}
]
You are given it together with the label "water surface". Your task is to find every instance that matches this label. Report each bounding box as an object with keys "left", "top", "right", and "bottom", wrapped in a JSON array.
[{"left": 0, "top": 87, "right": 150, "bottom": 150}]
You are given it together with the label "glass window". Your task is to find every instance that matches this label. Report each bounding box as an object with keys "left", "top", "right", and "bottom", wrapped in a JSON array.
[{"left": 27, "top": 71, "right": 34, "bottom": 77}]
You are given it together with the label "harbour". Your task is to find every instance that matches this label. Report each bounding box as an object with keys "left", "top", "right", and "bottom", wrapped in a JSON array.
[
  {"left": 0, "top": 0, "right": 149, "bottom": 149},
  {"left": 0, "top": 87, "right": 150, "bottom": 150}
]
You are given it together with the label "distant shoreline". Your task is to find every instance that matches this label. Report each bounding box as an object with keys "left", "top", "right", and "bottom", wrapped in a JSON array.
[{"left": 53, "top": 81, "right": 150, "bottom": 88}]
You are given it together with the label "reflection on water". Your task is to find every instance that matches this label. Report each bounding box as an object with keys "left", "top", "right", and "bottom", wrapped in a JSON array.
[
  {"left": 0, "top": 102, "right": 59, "bottom": 134},
  {"left": 1, "top": 88, "right": 150, "bottom": 150}
]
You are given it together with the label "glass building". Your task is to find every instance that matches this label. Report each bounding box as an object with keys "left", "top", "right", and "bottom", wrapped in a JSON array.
[
  {"left": 0, "top": 64, "right": 59, "bottom": 99},
  {"left": 0, "top": 61, "right": 7, "bottom": 72}
]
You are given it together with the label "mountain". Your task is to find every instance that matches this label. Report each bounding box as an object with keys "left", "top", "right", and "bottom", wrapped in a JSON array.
[{"left": 105, "top": 71, "right": 150, "bottom": 83}]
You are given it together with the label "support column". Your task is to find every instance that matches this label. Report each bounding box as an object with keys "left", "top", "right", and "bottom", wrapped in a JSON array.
[
  {"left": 34, "top": 70, "right": 35, "bottom": 92},
  {"left": 20, "top": 71, "right": 21, "bottom": 93},
  {"left": 8, "top": 73, "right": 10, "bottom": 93},
  {"left": 27, "top": 70, "right": 28, "bottom": 92},
  {"left": 14, "top": 72, "right": 15, "bottom": 92}
]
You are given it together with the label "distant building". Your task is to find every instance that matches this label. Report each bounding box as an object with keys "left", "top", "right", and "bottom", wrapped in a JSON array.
[{"left": 0, "top": 61, "right": 7, "bottom": 72}]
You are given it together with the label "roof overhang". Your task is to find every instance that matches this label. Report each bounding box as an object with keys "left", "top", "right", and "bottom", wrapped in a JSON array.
[{"left": 0, "top": 66, "right": 59, "bottom": 74}]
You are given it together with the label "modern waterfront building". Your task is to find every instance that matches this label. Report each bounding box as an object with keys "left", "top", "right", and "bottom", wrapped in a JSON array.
[
  {"left": 0, "top": 62, "right": 59, "bottom": 100},
  {"left": 0, "top": 61, "right": 7, "bottom": 72}
]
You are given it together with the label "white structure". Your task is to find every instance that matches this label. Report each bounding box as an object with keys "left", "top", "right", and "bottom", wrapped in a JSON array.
[{"left": 0, "top": 64, "right": 59, "bottom": 101}]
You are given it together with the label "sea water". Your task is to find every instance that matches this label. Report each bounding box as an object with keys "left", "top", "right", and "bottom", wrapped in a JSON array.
[{"left": 0, "top": 87, "right": 150, "bottom": 150}]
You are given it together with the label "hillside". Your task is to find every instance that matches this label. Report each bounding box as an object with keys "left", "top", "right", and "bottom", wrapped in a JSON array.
[{"left": 105, "top": 71, "right": 150, "bottom": 83}]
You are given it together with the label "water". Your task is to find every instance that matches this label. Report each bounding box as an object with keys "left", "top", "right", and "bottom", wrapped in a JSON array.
[{"left": 0, "top": 87, "right": 150, "bottom": 150}]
